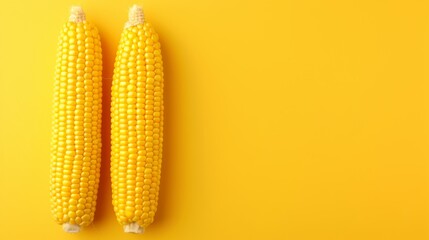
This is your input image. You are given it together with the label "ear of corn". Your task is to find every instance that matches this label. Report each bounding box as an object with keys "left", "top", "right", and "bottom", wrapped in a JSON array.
[
  {"left": 110, "top": 5, "right": 164, "bottom": 233},
  {"left": 50, "top": 6, "right": 103, "bottom": 233}
]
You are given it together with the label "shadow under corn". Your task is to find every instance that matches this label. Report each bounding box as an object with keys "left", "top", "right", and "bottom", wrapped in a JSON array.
[
  {"left": 92, "top": 29, "right": 115, "bottom": 226},
  {"left": 149, "top": 30, "right": 178, "bottom": 230}
]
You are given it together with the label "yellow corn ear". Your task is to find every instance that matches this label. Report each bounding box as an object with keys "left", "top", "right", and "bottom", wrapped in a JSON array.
[
  {"left": 110, "top": 5, "right": 164, "bottom": 233},
  {"left": 50, "top": 6, "right": 102, "bottom": 233}
]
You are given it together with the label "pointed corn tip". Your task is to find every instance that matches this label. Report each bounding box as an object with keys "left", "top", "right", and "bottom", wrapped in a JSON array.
[
  {"left": 130, "top": 4, "right": 142, "bottom": 11},
  {"left": 125, "top": 4, "right": 145, "bottom": 28},
  {"left": 69, "top": 6, "right": 86, "bottom": 23}
]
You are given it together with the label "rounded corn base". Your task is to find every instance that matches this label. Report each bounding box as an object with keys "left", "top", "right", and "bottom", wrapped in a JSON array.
[
  {"left": 123, "top": 223, "right": 145, "bottom": 234},
  {"left": 62, "top": 223, "right": 81, "bottom": 233}
]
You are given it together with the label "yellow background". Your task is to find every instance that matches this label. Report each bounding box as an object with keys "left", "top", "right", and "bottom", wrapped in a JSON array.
[{"left": 0, "top": 0, "right": 428, "bottom": 239}]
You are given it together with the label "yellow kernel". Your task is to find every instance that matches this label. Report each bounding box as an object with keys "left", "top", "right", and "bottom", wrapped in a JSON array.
[
  {"left": 82, "top": 213, "right": 91, "bottom": 221},
  {"left": 68, "top": 211, "right": 76, "bottom": 218}
]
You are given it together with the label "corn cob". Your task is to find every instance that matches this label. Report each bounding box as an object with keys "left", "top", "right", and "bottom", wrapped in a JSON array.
[
  {"left": 110, "top": 5, "right": 164, "bottom": 233},
  {"left": 50, "top": 6, "right": 102, "bottom": 233}
]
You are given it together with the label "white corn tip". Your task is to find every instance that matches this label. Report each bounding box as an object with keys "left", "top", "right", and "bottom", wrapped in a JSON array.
[
  {"left": 125, "top": 4, "right": 145, "bottom": 28},
  {"left": 69, "top": 6, "right": 86, "bottom": 23},
  {"left": 123, "top": 222, "right": 145, "bottom": 234},
  {"left": 62, "top": 223, "right": 81, "bottom": 233}
]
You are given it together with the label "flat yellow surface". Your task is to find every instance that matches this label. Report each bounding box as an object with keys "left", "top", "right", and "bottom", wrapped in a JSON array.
[{"left": 0, "top": 0, "right": 428, "bottom": 239}]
